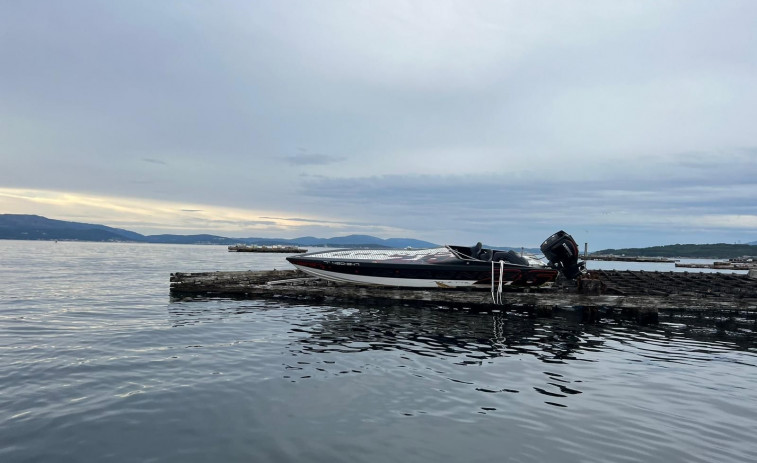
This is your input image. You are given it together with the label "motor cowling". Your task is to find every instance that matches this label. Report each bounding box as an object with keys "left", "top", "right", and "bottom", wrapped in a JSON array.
[{"left": 541, "top": 230, "right": 586, "bottom": 280}]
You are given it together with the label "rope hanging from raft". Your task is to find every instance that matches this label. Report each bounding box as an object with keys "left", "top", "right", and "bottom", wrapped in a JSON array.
[{"left": 491, "top": 260, "right": 505, "bottom": 305}]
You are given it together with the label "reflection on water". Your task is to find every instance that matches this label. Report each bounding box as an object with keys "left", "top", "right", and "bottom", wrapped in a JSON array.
[
  {"left": 168, "top": 298, "right": 279, "bottom": 326},
  {"left": 168, "top": 301, "right": 600, "bottom": 360},
  {"left": 287, "top": 306, "right": 597, "bottom": 408},
  {"left": 167, "top": 300, "right": 757, "bottom": 411},
  {"left": 289, "top": 306, "right": 596, "bottom": 363}
]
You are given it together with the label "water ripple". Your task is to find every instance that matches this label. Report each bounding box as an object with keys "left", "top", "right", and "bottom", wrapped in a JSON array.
[{"left": 2, "top": 241, "right": 757, "bottom": 462}]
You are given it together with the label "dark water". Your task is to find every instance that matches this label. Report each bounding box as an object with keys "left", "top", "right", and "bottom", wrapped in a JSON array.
[{"left": 1, "top": 241, "right": 756, "bottom": 462}]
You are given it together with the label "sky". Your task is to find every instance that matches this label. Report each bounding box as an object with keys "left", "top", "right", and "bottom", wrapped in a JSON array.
[{"left": 2, "top": 0, "right": 756, "bottom": 249}]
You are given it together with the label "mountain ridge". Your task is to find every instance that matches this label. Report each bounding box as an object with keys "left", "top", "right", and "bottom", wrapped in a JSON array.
[
  {"left": 593, "top": 243, "right": 757, "bottom": 259},
  {"left": 5, "top": 215, "right": 754, "bottom": 253},
  {"left": 0, "top": 214, "right": 439, "bottom": 248}
]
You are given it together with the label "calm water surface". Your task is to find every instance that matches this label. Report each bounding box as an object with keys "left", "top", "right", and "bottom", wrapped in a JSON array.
[{"left": 1, "top": 241, "right": 756, "bottom": 462}]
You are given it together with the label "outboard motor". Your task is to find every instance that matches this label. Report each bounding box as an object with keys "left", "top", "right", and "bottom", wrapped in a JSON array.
[{"left": 541, "top": 230, "right": 586, "bottom": 280}]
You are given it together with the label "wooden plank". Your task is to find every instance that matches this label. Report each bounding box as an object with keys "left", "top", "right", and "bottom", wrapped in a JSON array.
[{"left": 169, "top": 269, "right": 757, "bottom": 325}]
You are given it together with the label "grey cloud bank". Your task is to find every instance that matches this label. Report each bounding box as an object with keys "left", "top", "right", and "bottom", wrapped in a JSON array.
[{"left": 1, "top": 1, "right": 756, "bottom": 249}]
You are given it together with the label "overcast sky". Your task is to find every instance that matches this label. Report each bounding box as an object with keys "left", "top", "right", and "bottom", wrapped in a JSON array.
[{"left": 2, "top": 0, "right": 756, "bottom": 249}]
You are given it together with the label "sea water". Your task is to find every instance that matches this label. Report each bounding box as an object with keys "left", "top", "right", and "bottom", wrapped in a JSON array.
[{"left": 1, "top": 241, "right": 756, "bottom": 462}]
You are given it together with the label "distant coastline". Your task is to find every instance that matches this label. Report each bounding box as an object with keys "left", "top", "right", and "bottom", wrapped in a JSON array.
[
  {"left": 0, "top": 214, "right": 438, "bottom": 249},
  {"left": 593, "top": 243, "right": 757, "bottom": 260},
  {"left": 2, "top": 214, "right": 755, "bottom": 258}
]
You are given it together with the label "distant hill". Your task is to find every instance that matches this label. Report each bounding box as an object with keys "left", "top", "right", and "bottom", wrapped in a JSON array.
[
  {"left": 484, "top": 244, "right": 542, "bottom": 255},
  {"left": 593, "top": 243, "right": 757, "bottom": 259},
  {"left": 0, "top": 214, "right": 144, "bottom": 242},
  {"left": 146, "top": 234, "right": 239, "bottom": 245},
  {"left": 146, "top": 233, "right": 440, "bottom": 248},
  {"left": 290, "top": 234, "right": 436, "bottom": 248},
  {"left": 0, "top": 214, "right": 438, "bottom": 248}
]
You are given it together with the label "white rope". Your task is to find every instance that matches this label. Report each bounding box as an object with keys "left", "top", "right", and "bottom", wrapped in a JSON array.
[
  {"left": 498, "top": 260, "right": 504, "bottom": 305},
  {"left": 491, "top": 260, "right": 505, "bottom": 305},
  {"left": 491, "top": 260, "right": 496, "bottom": 304}
]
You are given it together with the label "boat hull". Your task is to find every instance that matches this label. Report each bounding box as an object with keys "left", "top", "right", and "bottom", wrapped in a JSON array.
[{"left": 287, "top": 251, "right": 557, "bottom": 288}]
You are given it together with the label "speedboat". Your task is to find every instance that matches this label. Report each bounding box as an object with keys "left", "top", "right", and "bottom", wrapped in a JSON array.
[{"left": 286, "top": 230, "right": 584, "bottom": 288}]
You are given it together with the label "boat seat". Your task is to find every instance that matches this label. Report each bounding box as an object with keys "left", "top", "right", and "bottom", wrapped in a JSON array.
[
  {"left": 492, "top": 250, "right": 529, "bottom": 266},
  {"left": 470, "top": 242, "right": 483, "bottom": 258},
  {"left": 478, "top": 249, "right": 492, "bottom": 261}
]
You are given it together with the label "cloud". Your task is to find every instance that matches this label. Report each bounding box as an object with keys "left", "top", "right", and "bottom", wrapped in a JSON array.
[
  {"left": 260, "top": 216, "right": 371, "bottom": 226},
  {"left": 296, "top": 148, "right": 757, "bottom": 246},
  {"left": 0, "top": 187, "right": 407, "bottom": 238},
  {"left": 2, "top": 2, "right": 756, "bottom": 248},
  {"left": 284, "top": 154, "right": 346, "bottom": 166},
  {"left": 0, "top": 188, "right": 300, "bottom": 236}
]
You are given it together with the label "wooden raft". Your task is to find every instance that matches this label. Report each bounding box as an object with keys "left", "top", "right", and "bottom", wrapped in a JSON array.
[{"left": 169, "top": 268, "right": 757, "bottom": 323}]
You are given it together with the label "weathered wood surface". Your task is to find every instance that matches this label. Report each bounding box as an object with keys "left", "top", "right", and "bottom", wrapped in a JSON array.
[
  {"left": 169, "top": 269, "right": 757, "bottom": 324},
  {"left": 585, "top": 269, "right": 757, "bottom": 300},
  {"left": 228, "top": 245, "right": 307, "bottom": 253}
]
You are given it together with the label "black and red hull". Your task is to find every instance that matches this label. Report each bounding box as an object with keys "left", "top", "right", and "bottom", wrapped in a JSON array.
[{"left": 286, "top": 247, "right": 558, "bottom": 288}]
